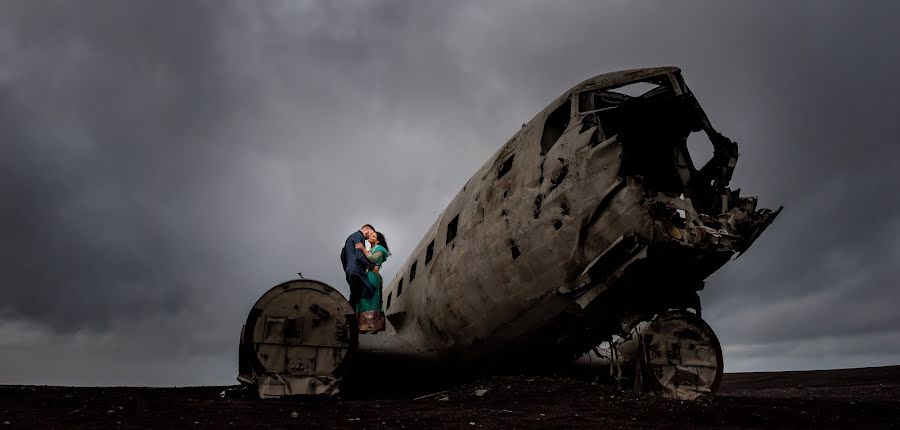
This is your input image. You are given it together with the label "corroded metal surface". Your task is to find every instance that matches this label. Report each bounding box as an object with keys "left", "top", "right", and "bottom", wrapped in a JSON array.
[{"left": 237, "top": 279, "right": 354, "bottom": 398}]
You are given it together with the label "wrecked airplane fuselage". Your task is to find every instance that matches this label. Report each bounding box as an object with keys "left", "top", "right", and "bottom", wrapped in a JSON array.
[{"left": 238, "top": 67, "right": 781, "bottom": 399}]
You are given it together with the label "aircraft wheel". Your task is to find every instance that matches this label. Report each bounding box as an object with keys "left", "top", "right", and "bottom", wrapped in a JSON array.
[{"left": 638, "top": 310, "right": 723, "bottom": 400}]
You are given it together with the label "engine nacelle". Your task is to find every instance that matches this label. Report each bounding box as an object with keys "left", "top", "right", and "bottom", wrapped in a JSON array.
[{"left": 237, "top": 278, "right": 355, "bottom": 398}]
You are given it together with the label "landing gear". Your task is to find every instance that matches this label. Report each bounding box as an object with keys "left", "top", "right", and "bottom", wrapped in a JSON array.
[
  {"left": 586, "top": 309, "right": 723, "bottom": 400},
  {"left": 635, "top": 310, "right": 723, "bottom": 400}
]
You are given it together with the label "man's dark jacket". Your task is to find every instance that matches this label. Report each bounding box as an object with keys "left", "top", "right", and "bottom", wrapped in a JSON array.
[{"left": 340, "top": 230, "right": 376, "bottom": 299}]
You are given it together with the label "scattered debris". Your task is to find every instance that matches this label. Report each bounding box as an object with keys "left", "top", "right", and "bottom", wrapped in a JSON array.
[
  {"left": 290, "top": 411, "right": 299, "bottom": 419},
  {"left": 413, "top": 389, "right": 450, "bottom": 401},
  {"left": 437, "top": 396, "right": 450, "bottom": 401},
  {"left": 474, "top": 389, "right": 488, "bottom": 397}
]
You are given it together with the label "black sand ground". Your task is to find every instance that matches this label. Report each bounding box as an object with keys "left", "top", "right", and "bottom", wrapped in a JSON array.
[{"left": 2, "top": 366, "right": 899, "bottom": 429}]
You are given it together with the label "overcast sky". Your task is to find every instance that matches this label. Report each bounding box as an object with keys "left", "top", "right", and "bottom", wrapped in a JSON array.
[{"left": 1, "top": 0, "right": 899, "bottom": 386}]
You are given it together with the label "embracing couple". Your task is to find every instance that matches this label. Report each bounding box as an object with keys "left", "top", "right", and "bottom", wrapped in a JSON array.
[{"left": 340, "top": 224, "right": 390, "bottom": 333}]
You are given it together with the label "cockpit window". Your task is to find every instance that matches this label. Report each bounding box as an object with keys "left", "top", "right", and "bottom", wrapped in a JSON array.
[
  {"left": 540, "top": 99, "right": 571, "bottom": 155},
  {"left": 578, "top": 77, "right": 671, "bottom": 113},
  {"left": 578, "top": 91, "right": 627, "bottom": 112},
  {"left": 608, "top": 81, "right": 662, "bottom": 97}
]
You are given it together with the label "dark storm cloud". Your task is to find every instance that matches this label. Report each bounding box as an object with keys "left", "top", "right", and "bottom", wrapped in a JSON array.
[
  {"left": 0, "top": 1, "right": 239, "bottom": 330},
  {"left": 1, "top": 0, "right": 899, "bottom": 385}
]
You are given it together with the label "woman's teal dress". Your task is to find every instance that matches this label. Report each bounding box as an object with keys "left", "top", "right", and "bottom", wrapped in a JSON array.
[{"left": 357, "top": 244, "right": 387, "bottom": 318}]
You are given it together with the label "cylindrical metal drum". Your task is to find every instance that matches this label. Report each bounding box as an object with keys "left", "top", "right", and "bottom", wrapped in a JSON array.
[{"left": 237, "top": 278, "right": 355, "bottom": 398}]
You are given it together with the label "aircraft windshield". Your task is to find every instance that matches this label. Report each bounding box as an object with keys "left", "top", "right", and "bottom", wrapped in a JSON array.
[{"left": 578, "top": 77, "right": 672, "bottom": 113}]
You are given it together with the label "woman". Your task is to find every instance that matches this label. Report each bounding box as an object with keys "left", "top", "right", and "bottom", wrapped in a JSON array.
[{"left": 354, "top": 231, "right": 390, "bottom": 333}]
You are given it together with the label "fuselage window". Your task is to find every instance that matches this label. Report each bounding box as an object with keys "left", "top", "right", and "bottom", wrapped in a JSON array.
[
  {"left": 497, "top": 155, "right": 514, "bottom": 179},
  {"left": 397, "top": 278, "right": 404, "bottom": 296},
  {"left": 425, "top": 240, "right": 435, "bottom": 265},
  {"left": 386, "top": 292, "right": 392, "bottom": 310},
  {"left": 446, "top": 215, "right": 459, "bottom": 244},
  {"left": 410, "top": 260, "right": 418, "bottom": 283},
  {"left": 540, "top": 99, "right": 571, "bottom": 155}
]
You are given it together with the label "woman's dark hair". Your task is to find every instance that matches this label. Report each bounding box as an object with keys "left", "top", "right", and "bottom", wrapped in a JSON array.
[{"left": 376, "top": 231, "right": 390, "bottom": 255}]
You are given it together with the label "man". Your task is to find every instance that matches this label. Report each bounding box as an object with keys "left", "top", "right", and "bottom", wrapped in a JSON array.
[{"left": 340, "top": 224, "right": 379, "bottom": 307}]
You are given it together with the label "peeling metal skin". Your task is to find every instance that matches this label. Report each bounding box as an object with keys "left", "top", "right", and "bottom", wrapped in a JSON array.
[{"left": 239, "top": 67, "right": 781, "bottom": 400}]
